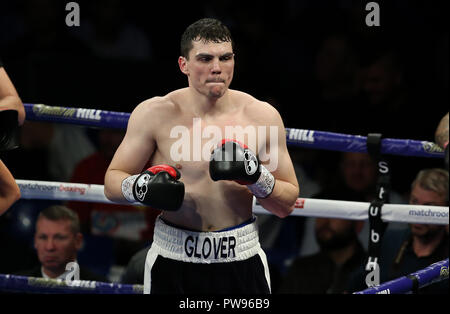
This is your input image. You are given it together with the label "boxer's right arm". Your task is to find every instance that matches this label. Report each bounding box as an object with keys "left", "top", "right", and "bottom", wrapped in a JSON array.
[{"left": 104, "top": 100, "right": 158, "bottom": 203}]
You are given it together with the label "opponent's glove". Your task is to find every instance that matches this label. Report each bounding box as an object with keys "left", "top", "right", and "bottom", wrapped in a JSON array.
[
  {"left": 0, "top": 110, "right": 20, "bottom": 152},
  {"left": 121, "top": 164, "right": 184, "bottom": 211},
  {"left": 209, "top": 139, "right": 275, "bottom": 198}
]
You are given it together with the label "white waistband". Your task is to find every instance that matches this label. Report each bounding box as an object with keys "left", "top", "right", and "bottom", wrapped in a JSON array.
[{"left": 152, "top": 216, "right": 261, "bottom": 263}]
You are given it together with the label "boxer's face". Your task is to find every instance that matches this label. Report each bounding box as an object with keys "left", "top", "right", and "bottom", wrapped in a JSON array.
[
  {"left": 34, "top": 218, "right": 82, "bottom": 274},
  {"left": 179, "top": 40, "right": 234, "bottom": 99}
]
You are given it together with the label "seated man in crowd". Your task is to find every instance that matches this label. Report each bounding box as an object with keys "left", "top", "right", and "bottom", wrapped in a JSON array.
[
  {"left": 15, "top": 205, "right": 108, "bottom": 282},
  {"left": 347, "top": 168, "right": 448, "bottom": 293},
  {"left": 278, "top": 217, "right": 365, "bottom": 294}
]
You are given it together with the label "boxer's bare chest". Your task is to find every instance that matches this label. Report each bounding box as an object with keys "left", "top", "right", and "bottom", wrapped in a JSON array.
[
  {"left": 151, "top": 111, "right": 261, "bottom": 176},
  {"left": 153, "top": 110, "right": 257, "bottom": 230}
]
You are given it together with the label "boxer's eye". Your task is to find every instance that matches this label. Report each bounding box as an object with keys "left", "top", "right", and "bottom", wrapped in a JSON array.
[
  {"left": 197, "top": 55, "right": 213, "bottom": 62},
  {"left": 220, "top": 53, "right": 234, "bottom": 61}
]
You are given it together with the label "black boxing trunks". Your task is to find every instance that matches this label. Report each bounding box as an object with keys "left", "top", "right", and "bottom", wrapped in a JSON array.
[{"left": 144, "top": 215, "right": 271, "bottom": 294}]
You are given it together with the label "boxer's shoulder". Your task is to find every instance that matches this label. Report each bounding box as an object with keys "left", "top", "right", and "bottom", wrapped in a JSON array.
[
  {"left": 133, "top": 93, "right": 182, "bottom": 118},
  {"left": 229, "top": 90, "right": 281, "bottom": 124},
  {"left": 230, "top": 90, "right": 277, "bottom": 110}
]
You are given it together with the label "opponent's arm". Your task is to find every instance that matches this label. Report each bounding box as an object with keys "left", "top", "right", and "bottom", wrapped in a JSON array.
[
  {"left": 0, "top": 66, "right": 25, "bottom": 126},
  {"left": 0, "top": 160, "right": 21, "bottom": 215}
]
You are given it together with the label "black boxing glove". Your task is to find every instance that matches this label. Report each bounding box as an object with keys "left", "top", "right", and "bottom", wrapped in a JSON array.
[
  {"left": 209, "top": 139, "right": 275, "bottom": 198},
  {"left": 0, "top": 110, "right": 20, "bottom": 152},
  {"left": 121, "top": 164, "right": 184, "bottom": 211}
]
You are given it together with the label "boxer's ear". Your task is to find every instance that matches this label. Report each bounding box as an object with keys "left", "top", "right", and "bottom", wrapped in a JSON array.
[{"left": 178, "top": 56, "right": 189, "bottom": 75}]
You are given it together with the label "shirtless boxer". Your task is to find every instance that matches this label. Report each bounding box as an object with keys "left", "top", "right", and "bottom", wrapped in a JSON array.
[{"left": 104, "top": 18, "right": 299, "bottom": 294}]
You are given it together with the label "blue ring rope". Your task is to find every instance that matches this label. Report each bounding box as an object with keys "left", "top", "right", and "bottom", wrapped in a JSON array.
[
  {"left": 1, "top": 258, "right": 446, "bottom": 294},
  {"left": 24, "top": 103, "right": 444, "bottom": 159},
  {"left": 0, "top": 273, "right": 143, "bottom": 294},
  {"left": 354, "top": 258, "right": 449, "bottom": 294}
]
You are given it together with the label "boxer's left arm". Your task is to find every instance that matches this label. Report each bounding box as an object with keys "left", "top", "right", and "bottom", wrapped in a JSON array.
[
  {"left": 255, "top": 105, "right": 299, "bottom": 218},
  {"left": 210, "top": 103, "right": 299, "bottom": 218},
  {"left": 0, "top": 160, "right": 21, "bottom": 215}
]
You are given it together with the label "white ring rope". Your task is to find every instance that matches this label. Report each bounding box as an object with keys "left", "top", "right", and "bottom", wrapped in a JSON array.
[{"left": 16, "top": 179, "right": 449, "bottom": 225}]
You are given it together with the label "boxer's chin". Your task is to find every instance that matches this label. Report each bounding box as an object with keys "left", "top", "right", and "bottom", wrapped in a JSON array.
[{"left": 208, "top": 85, "right": 226, "bottom": 99}]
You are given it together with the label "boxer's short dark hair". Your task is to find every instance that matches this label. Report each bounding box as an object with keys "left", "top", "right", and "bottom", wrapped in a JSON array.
[{"left": 180, "top": 18, "right": 233, "bottom": 59}]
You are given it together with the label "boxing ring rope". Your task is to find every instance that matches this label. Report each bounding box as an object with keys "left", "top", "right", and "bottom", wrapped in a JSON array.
[
  {"left": 24, "top": 103, "right": 445, "bottom": 158},
  {"left": 15, "top": 179, "right": 449, "bottom": 225},
  {"left": 1, "top": 259, "right": 446, "bottom": 294},
  {"left": 2, "top": 102, "right": 447, "bottom": 294},
  {"left": 0, "top": 274, "right": 143, "bottom": 294},
  {"left": 354, "top": 259, "right": 449, "bottom": 294}
]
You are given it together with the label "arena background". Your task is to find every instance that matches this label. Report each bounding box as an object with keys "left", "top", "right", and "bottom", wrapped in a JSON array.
[{"left": 0, "top": 0, "right": 448, "bottom": 292}]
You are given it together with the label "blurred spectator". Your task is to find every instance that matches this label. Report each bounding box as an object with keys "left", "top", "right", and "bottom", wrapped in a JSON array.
[
  {"left": 121, "top": 245, "right": 150, "bottom": 285},
  {"left": 357, "top": 50, "right": 409, "bottom": 136},
  {"left": 15, "top": 205, "right": 107, "bottom": 281},
  {"left": 362, "top": 51, "right": 405, "bottom": 110},
  {"left": 1, "top": 0, "right": 92, "bottom": 107},
  {"left": 48, "top": 125, "right": 97, "bottom": 182},
  {"left": 0, "top": 201, "right": 41, "bottom": 274},
  {"left": 3, "top": 122, "right": 95, "bottom": 182},
  {"left": 355, "top": 47, "right": 439, "bottom": 140},
  {"left": 72, "top": 0, "right": 152, "bottom": 61},
  {"left": 313, "top": 34, "right": 360, "bottom": 110},
  {"left": 286, "top": 33, "right": 362, "bottom": 133},
  {"left": 298, "top": 152, "right": 406, "bottom": 257},
  {"left": 257, "top": 146, "right": 321, "bottom": 291},
  {"left": 3, "top": 0, "right": 91, "bottom": 62},
  {"left": 278, "top": 217, "right": 365, "bottom": 294},
  {"left": 66, "top": 129, "right": 160, "bottom": 266},
  {"left": 347, "top": 168, "right": 449, "bottom": 293}
]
